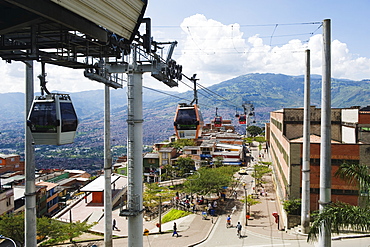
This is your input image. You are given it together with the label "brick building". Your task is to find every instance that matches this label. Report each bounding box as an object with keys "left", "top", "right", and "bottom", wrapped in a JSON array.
[
  {"left": 0, "top": 154, "right": 24, "bottom": 174},
  {"left": 269, "top": 106, "right": 370, "bottom": 212}
]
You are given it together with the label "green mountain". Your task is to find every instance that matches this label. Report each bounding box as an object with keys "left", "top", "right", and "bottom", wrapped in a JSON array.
[{"left": 2, "top": 73, "right": 370, "bottom": 172}]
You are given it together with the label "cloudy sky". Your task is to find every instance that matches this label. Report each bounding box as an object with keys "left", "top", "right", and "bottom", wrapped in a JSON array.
[{"left": 1, "top": 0, "right": 370, "bottom": 94}]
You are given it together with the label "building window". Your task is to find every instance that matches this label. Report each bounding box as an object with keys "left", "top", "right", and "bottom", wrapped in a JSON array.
[
  {"left": 148, "top": 159, "right": 156, "bottom": 164},
  {"left": 11, "top": 158, "right": 15, "bottom": 161},
  {"left": 191, "top": 150, "right": 197, "bottom": 155},
  {"left": 6, "top": 198, "right": 11, "bottom": 207}
]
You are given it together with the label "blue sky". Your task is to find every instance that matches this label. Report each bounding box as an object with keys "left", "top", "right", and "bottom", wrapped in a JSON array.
[
  {"left": 146, "top": 0, "right": 369, "bottom": 57},
  {"left": 1, "top": 0, "right": 370, "bottom": 93}
]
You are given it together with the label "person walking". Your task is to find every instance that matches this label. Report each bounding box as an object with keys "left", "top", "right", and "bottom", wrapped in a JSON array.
[
  {"left": 236, "top": 221, "right": 242, "bottom": 238},
  {"left": 226, "top": 215, "right": 232, "bottom": 228},
  {"left": 172, "top": 222, "right": 179, "bottom": 237},
  {"left": 112, "top": 219, "right": 119, "bottom": 230}
]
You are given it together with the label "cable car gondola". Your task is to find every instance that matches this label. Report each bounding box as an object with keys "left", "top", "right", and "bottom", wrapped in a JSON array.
[
  {"left": 239, "top": 114, "right": 246, "bottom": 125},
  {"left": 27, "top": 93, "right": 78, "bottom": 145},
  {"left": 174, "top": 103, "right": 203, "bottom": 139},
  {"left": 214, "top": 107, "right": 222, "bottom": 127},
  {"left": 235, "top": 107, "right": 240, "bottom": 118},
  {"left": 214, "top": 116, "right": 222, "bottom": 127}
]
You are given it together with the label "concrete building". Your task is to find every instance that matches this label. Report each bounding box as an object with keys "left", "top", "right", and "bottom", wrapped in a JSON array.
[
  {"left": 36, "top": 181, "right": 60, "bottom": 217},
  {"left": 143, "top": 153, "right": 160, "bottom": 182},
  {"left": 269, "top": 106, "right": 370, "bottom": 212}
]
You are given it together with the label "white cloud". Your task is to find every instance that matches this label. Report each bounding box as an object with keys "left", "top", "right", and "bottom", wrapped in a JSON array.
[
  {"left": 174, "top": 14, "right": 370, "bottom": 87},
  {"left": 2, "top": 14, "right": 370, "bottom": 94},
  {"left": 0, "top": 60, "right": 105, "bottom": 94}
]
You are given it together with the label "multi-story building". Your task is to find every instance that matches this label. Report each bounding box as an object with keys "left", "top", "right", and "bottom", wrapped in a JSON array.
[
  {"left": 143, "top": 153, "right": 160, "bottom": 182},
  {"left": 0, "top": 154, "right": 24, "bottom": 174},
  {"left": 36, "top": 181, "right": 60, "bottom": 217},
  {"left": 269, "top": 106, "right": 370, "bottom": 213},
  {"left": 0, "top": 187, "right": 13, "bottom": 215},
  {"left": 158, "top": 147, "right": 177, "bottom": 168}
]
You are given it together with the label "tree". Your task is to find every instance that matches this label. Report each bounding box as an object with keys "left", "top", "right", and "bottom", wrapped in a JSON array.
[
  {"left": 246, "top": 125, "right": 263, "bottom": 137},
  {"left": 308, "top": 163, "right": 370, "bottom": 241},
  {"left": 240, "top": 194, "right": 261, "bottom": 215},
  {"left": 165, "top": 139, "right": 196, "bottom": 150},
  {"left": 251, "top": 164, "right": 272, "bottom": 189},
  {"left": 183, "top": 166, "right": 238, "bottom": 196},
  {"left": 143, "top": 183, "right": 174, "bottom": 209},
  {"left": 0, "top": 213, "right": 95, "bottom": 246},
  {"left": 213, "top": 156, "right": 224, "bottom": 168},
  {"left": 175, "top": 156, "right": 195, "bottom": 177}
]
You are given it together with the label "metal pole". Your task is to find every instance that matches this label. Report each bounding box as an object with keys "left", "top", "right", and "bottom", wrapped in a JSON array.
[
  {"left": 318, "top": 19, "right": 331, "bottom": 247},
  {"left": 127, "top": 46, "right": 144, "bottom": 246},
  {"left": 104, "top": 85, "right": 113, "bottom": 247},
  {"left": 159, "top": 195, "right": 162, "bottom": 233},
  {"left": 301, "top": 49, "right": 311, "bottom": 233},
  {"left": 244, "top": 186, "right": 248, "bottom": 226},
  {"left": 25, "top": 60, "right": 37, "bottom": 247}
]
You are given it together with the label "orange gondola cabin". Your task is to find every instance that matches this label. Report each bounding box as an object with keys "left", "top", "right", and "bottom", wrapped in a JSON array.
[{"left": 174, "top": 103, "right": 204, "bottom": 139}]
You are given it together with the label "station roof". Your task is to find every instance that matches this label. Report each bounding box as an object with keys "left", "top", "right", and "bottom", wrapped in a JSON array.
[
  {"left": 80, "top": 174, "right": 126, "bottom": 192},
  {"left": 0, "top": 0, "right": 147, "bottom": 67}
]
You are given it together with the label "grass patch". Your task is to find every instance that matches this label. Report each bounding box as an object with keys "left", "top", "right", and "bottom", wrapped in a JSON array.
[
  {"left": 116, "top": 167, "right": 127, "bottom": 175},
  {"left": 161, "top": 209, "right": 192, "bottom": 224}
]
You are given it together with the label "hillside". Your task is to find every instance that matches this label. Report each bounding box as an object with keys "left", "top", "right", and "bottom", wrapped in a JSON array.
[{"left": 2, "top": 73, "right": 370, "bottom": 172}]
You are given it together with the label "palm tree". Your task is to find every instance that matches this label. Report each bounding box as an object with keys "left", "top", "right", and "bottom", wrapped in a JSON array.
[{"left": 308, "top": 163, "right": 370, "bottom": 241}]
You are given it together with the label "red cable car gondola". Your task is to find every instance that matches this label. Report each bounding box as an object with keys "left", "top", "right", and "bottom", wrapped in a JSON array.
[
  {"left": 214, "top": 116, "right": 222, "bottom": 127},
  {"left": 27, "top": 93, "right": 78, "bottom": 145},
  {"left": 214, "top": 107, "right": 222, "bottom": 127},
  {"left": 174, "top": 103, "right": 203, "bottom": 139},
  {"left": 239, "top": 114, "right": 246, "bottom": 124}
]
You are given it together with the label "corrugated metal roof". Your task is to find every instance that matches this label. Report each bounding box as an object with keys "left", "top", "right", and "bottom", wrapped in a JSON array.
[
  {"left": 80, "top": 174, "right": 126, "bottom": 192},
  {"left": 51, "top": 0, "right": 146, "bottom": 41}
]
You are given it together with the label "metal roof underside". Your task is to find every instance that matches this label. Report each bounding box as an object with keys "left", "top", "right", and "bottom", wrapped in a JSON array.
[{"left": 0, "top": 0, "right": 147, "bottom": 69}]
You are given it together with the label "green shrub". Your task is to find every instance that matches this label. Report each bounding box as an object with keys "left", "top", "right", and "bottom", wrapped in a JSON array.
[{"left": 283, "top": 199, "right": 301, "bottom": 215}]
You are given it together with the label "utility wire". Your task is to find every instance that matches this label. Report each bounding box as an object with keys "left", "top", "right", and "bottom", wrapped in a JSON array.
[
  {"left": 153, "top": 21, "right": 322, "bottom": 29},
  {"left": 143, "top": 85, "right": 191, "bottom": 102},
  {"left": 270, "top": 24, "right": 278, "bottom": 46}
]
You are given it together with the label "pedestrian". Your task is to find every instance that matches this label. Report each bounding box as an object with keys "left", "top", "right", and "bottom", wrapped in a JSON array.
[
  {"left": 112, "top": 219, "right": 118, "bottom": 230},
  {"left": 236, "top": 221, "right": 242, "bottom": 237},
  {"left": 172, "top": 222, "right": 179, "bottom": 237},
  {"left": 226, "top": 215, "right": 232, "bottom": 228}
]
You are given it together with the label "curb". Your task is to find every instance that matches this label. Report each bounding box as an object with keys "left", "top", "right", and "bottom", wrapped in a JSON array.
[{"left": 188, "top": 215, "right": 219, "bottom": 247}]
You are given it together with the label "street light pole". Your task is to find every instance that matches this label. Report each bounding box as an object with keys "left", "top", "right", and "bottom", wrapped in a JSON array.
[
  {"left": 158, "top": 195, "right": 162, "bottom": 233},
  {"left": 243, "top": 183, "right": 248, "bottom": 226}
]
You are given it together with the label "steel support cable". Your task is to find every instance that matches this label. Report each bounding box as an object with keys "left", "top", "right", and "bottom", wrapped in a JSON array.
[
  {"left": 143, "top": 85, "right": 191, "bottom": 102},
  {"left": 197, "top": 83, "right": 240, "bottom": 108}
]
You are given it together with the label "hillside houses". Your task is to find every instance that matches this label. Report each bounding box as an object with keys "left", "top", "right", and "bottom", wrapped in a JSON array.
[
  {"left": 0, "top": 117, "right": 249, "bottom": 218},
  {"left": 142, "top": 129, "right": 249, "bottom": 182}
]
